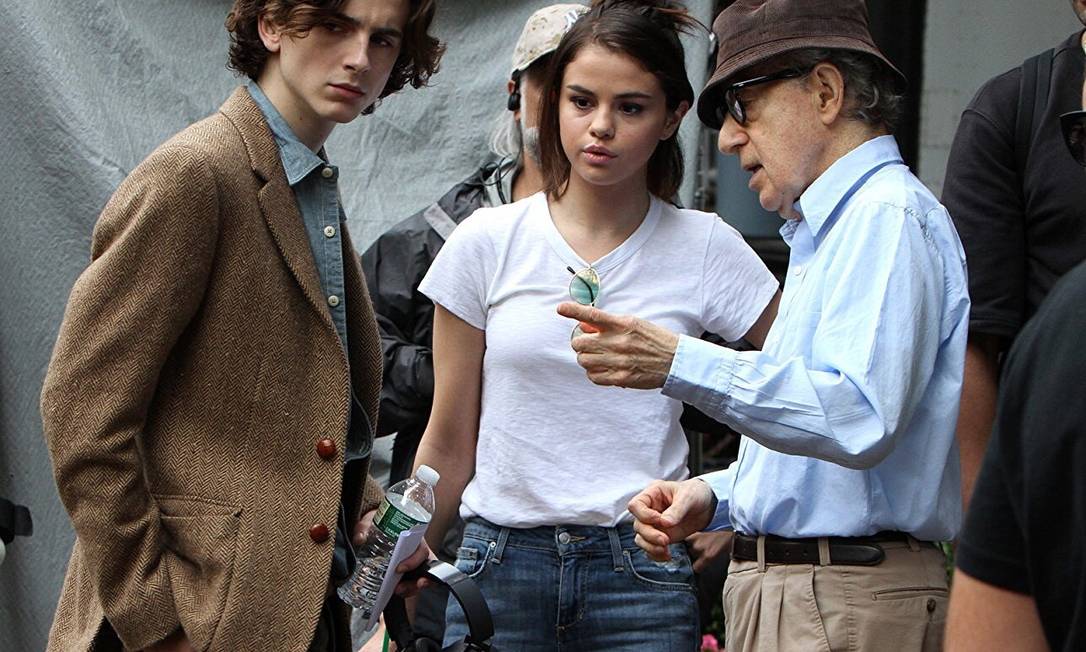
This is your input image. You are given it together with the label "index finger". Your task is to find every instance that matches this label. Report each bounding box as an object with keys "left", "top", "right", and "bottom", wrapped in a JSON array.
[
  {"left": 556, "top": 301, "right": 624, "bottom": 331},
  {"left": 627, "top": 491, "right": 665, "bottom": 524}
]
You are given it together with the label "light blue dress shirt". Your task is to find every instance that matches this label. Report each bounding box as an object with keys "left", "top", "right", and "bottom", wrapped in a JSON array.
[
  {"left": 248, "top": 81, "right": 349, "bottom": 349},
  {"left": 663, "top": 136, "right": 969, "bottom": 541}
]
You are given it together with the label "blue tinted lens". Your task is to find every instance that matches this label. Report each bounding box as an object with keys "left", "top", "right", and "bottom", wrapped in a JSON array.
[{"left": 568, "top": 268, "right": 600, "bottom": 305}]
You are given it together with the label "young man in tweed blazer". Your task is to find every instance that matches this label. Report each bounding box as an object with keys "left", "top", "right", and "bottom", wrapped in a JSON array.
[{"left": 40, "top": 2, "right": 442, "bottom": 651}]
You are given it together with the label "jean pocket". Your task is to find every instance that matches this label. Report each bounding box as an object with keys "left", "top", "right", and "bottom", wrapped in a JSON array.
[
  {"left": 454, "top": 537, "right": 494, "bottom": 579},
  {"left": 623, "top": 547, "right": 695, "bottom": 592}
]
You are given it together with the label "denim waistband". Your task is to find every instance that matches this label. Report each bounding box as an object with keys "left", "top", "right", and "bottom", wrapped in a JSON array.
[{"left": 462, "top": 517, "right": 642, "bottom": 572}]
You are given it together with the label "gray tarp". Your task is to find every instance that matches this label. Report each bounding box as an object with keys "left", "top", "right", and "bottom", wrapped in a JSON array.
[{"left": 0, "top": 1, "right": 710, "bottom": 647}]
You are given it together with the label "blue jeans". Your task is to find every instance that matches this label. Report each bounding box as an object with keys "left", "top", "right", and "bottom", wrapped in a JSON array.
[{"left": 444, "top": 518, "right": 699, "bottom": 651}]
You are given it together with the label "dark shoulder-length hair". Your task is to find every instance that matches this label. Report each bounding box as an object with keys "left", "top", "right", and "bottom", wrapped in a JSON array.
[
  {"left": 225, "top": 0, "right": 444, "bottom": 114},
  {"left": 538, "top": 0, "right": 699, "bottom": 199}
]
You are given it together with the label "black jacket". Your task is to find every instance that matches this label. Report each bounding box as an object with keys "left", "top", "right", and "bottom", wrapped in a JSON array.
[{"left": 360, "top": 161, "right": 506, "bottom": 482}]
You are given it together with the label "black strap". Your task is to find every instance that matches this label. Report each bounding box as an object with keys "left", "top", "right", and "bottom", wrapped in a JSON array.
[
  {"left": 385, "top": 560, "right": 493, "bottom": 651},
  {"left": 1015, "top": 48, "right": 1055, "bottom": 182},
  {"left": 0, "top": 497, "right": 33, "bottom": 544}
]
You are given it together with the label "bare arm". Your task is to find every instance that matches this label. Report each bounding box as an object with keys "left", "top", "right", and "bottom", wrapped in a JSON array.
[
  {"left": 741, "top": 290, "right": 780, "bottom": 350},
  {"left": 412, "top": 304, "right": 485, "bottom": 550},
  {"left": 956, "top": 333, "right": 1003, "bottom": 510},
  {"left": 945, "top": 570, "right": 1048, "bottom": 651}
]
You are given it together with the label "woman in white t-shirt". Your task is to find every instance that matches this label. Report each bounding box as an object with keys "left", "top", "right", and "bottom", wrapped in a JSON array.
[{"left": 415, "top": 1, "right": 779, "bottom": 648}]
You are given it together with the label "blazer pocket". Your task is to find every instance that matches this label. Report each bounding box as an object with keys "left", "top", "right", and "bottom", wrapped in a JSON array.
[{"left": 156, "top": 495, "right": 242, "bottom": 652}]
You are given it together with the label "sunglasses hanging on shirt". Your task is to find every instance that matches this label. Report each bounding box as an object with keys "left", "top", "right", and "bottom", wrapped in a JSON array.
[{"left": 567, "top": 265, "right": 600, "bottom": 339}]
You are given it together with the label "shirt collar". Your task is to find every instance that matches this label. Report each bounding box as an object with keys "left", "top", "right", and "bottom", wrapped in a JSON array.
[
  {"left": 247, "top": 80, "right": 327, "bottom": 186},
  {"left": 794, "top": 135, "right": 903, "bottom": 239}
]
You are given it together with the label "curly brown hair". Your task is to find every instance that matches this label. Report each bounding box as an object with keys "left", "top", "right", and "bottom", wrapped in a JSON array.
[{"left": 225, "top": 0, "right": 443, "bottom": 112}]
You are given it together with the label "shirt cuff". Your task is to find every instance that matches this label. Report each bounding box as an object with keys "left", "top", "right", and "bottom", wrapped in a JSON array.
[
  {"left": 697, "top": 470, "right": 734, "bottom": 531},
  {"left": 662, "top": 334, "right": 739, "bottom": 416}
]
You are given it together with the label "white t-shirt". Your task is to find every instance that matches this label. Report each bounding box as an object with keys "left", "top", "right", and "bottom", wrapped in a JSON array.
[{"left": 419, "top": 192, "right": 778, "bottom": 527}]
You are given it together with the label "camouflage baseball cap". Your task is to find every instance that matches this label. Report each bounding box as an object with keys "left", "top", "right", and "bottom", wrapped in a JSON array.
[{"left": 510, "top": 3, "right": 589, "bottom": 77}]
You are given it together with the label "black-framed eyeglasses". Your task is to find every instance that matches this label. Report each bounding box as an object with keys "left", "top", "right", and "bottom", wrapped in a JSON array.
[
  {"left": 1061, "top": 110, "right": 1086, "bottom": 167},
  {"left": 716, "top": 67, "right": 813, "bottom": 127}
]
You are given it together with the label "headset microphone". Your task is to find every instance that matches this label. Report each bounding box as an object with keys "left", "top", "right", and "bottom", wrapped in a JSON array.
[{"left": 507, "top": 70, "right": 522, "bottom": 111}]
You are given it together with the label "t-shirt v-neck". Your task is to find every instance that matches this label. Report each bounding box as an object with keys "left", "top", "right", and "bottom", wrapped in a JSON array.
[
  {"left": 537, "top": 191, "right": 663, "bottom": 275},
  {"left": 417, "top": 190, "right": 779, "bottom": 528}
]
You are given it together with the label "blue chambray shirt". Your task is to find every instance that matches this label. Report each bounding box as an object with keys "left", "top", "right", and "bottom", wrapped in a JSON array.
[
  {"left": 663, "top": 136, "right": 969, "bottom": 542},
  {"left": 248, "top": 81, "right": 349, "bottom": 348}
]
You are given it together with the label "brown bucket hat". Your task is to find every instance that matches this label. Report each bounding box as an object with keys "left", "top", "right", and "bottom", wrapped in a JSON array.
[{"left": 697, "top": 0, "right": 907, "bottom": 129}]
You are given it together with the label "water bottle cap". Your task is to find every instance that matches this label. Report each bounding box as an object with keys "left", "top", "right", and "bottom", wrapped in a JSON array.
[{"left": 416, "top": 465, "right": 440, "bottom": 486}]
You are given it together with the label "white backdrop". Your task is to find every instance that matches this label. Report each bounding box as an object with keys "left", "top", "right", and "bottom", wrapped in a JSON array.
[
  {"left": 0, "top": 1, "right": 711, "bottom": 648},
  {"left": 918, "top": 1, "right": 1074, "bottom": 195}
]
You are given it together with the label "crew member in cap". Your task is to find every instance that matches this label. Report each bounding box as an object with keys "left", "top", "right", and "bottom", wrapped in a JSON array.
[
  {"left": 358, "top": 3, "right": 587, "bottom": 644},
  {"left": 558, "top": 0, "right": 969, "bottom": 648}
]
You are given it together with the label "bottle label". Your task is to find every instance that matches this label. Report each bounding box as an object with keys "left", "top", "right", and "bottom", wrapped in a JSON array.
[{"left": 374, "top": 498, "right": 425, "bottom": 538}]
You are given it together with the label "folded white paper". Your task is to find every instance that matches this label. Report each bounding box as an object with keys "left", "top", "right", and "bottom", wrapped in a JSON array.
[{"left": 362, "top": 523, "right": 428, "bottom": 632}]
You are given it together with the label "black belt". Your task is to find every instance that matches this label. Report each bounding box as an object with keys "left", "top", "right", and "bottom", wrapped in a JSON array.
[{"left": 732, "top": 531, "right": 926, "bottom": 566}]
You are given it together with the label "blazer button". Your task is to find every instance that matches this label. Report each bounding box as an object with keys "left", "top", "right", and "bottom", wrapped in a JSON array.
[
  {"left": 309, "top": 523, "right": 330, "bottom": 543},
  {"left": 316, "top": 438, "right": 338, "bottom": 460}
]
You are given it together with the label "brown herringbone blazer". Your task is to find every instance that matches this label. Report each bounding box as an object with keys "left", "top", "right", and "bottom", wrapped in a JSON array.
[{"left": 41, "top": 87, "right": 384, "bottom": 652}]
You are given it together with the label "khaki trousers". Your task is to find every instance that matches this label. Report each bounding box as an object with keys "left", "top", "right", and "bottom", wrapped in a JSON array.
[{"left": 723, "top": 540, "right": 948, "bottom": 652}]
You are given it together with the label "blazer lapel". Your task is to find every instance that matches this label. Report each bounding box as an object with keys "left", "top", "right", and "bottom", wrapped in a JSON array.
[
  {"left": 257, "top": 177, "right": 330, "bottom": 323},
  {"left": 221, "top": 87, "right": 331, "bottom": 327}
]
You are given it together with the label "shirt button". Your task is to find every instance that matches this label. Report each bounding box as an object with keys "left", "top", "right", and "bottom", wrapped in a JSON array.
[
  {"left": 309, "top": 523, "right": 330, "bottom": 543},
  {"left": 316, "top": 438, "right": 338, "bottom": 460},
  {"left": 557, "top": 531, "right": 571, "bottom": 544},
  {"left": 321, "top": 167, "right": 334, "bottom": 179},
  {"left": 327, "top": 295, "right": 340, "bottom": 307},
  {"left": 793, "top": 265, "right": 804, "bottom": 277},
  {"left": 323, "top": 225, "right": 336, "bottom": 238}
]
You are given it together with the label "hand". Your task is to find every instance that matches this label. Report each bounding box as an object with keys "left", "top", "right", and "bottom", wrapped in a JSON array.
[
  {"left": 685, "top": 531, "right": 733, "bottom": 574},
  {"left": 354, "top": 509, "right": 377, "bottom": 547},
  {"left": 359, "top": 620, "right": 395, "bottom": 652},
  {"left": 556, "top": 303, "right": 679, "bottom": 389},
  {"left": 628, "top": 479, "right": 716, "bottom": 561},
  {"left": 144, "top": 629, "right": 195, "bottom": 652},
  {"left": 356, "top": 509, "right": 434, "bottom": 599},
  {"left": 392, "top": 537, "right": 434, "bottom": 599}
]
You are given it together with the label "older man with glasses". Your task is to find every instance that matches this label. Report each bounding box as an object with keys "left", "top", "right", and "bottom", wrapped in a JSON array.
[{"left": 557, "top": 0, "right": 969, "bottom": 649}]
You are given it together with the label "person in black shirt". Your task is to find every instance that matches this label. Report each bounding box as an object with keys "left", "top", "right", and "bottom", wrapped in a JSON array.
[
  {"left": 942, "top": 2, "right": 1086, "bottom": 510},
  {"left": 946, "top": 257, "right": 1086, "bottom": 651},
  {"left": 945, "top": 82, "right": 1086, "bottom": 651}
]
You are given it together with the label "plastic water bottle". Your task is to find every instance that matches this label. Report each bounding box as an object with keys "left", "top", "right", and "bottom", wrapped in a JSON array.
[{"left": 337, "top": 465, "right": 440, "bottom": 618}]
